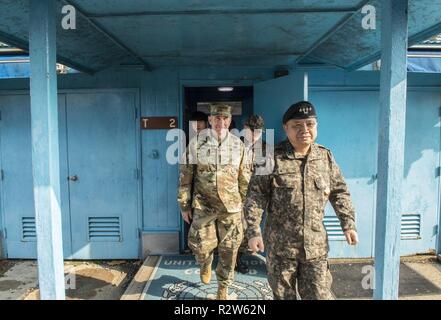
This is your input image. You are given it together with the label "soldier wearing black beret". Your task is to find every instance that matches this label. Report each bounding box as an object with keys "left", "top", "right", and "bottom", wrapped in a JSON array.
[{"left": 244, "top": 101, "right": 358, "bottom": 300}]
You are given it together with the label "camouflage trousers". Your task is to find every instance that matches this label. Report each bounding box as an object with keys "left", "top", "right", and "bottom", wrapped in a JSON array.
[
  {"left": 238, "top": 210, "right": 249, "bottom": 254},
  {"left": 266, "top": 249, "right": 334, "bottom": 300},
  {"left": 188, "top": 208, "right": 243, "bottom": 287}
]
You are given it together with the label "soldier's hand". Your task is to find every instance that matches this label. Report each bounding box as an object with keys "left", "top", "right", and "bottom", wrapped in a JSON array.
[
  {"left": 344, "top": 230, "right": 358, "bottom": 245},
  {"left": 181, "top": 211, "right": 192, "bottom": 224},
  {"left": 248, "top": 237, "right": 265, "bottom": 253}
]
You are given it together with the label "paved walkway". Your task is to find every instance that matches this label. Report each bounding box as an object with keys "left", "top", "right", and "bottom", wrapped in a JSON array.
[{"left": 123, "top": 254, "right": 441, "bottom": 300}]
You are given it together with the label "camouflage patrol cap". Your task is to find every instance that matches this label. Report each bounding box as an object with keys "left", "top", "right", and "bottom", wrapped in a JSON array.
[
  {"left": 283, "top": 101, "right": 317, "bottom": 124},
  {"left": 210, "top": 103, "right": 232, "bottom": 117},
  {"left": 244, "top": 115, "right": 265, "bottom": 130}
]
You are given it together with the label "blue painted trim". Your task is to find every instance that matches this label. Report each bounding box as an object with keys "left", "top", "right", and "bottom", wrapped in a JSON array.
[
  {"left": 133, "top": 88, "right": 144, "bottom": 258},
  {"left": 437, "top": 115, "right": 441, "bottom": 256},
  {"left": 0, "top": 109, "right": 6, "bottom": 258},
  {"left": 177, "top": 77, "right": 255, "bottom": 251},
  {"left": 178, "top": 77, "right": 185, "bottom": 252},
  {"left": 143, "top": 228, "right": 180, "bottom": 232}
]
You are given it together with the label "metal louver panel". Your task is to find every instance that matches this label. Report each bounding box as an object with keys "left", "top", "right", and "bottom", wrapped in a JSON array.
[
  {"left": 401, "top": 214, "right": 421, "bottom": 239},
  {"left": 22, "top": 217, "right": 36, "bottom": 241},
  {"left": 88, "top": 216, "right": 122, "bottom": 242},
  {"left": 323, "top": 216, "right": 345, "bottom": 240}
]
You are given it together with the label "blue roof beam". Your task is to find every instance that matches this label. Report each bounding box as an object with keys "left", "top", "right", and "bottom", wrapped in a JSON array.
[
  {"left": 64, "top": 0, "right": 152, "bottom": 71},
  {"left": 296, "top": 0, "right": 372, "bottom": 65},
  {"left": 0, "top": 30, "right": 96, "bottom": 74},
  {"left": 86, "top": 7, "right": 360, "bottom": 18}
]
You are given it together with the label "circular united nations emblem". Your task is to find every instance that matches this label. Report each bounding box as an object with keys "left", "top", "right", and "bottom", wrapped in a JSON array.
[{"left": 162, "top": 280, "right": 273, "bottom": 300}]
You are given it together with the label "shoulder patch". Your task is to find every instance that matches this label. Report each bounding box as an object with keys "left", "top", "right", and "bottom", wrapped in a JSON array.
[{"left": 316, "top": 143, "right": 330, "bottom": 151}]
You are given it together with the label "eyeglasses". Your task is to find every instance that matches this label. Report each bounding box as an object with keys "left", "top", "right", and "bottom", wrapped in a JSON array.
[{"left": 291, "top": 121, "right": 317, "bottom": 131}]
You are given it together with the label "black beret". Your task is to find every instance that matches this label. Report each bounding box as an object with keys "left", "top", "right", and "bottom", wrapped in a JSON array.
[{"left": 283, "top": 101, "right": 317, "bottom": 124}]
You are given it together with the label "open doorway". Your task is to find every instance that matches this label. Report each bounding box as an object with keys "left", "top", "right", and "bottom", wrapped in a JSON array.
[{"left": 180, "top": 85, "right": 254, "bottom": 252}]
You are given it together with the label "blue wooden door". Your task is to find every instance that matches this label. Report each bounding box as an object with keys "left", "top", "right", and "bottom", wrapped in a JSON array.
[
  {"left": 66, "top": 92, "right": 140, "bottom": 259},
  {"left": 310, "top": 90, "right": 378, "bottom": 258},
  {"left": 0, "top": 94, "right": 72, "bottom": 258},
  {"left": 400, "top": 90, "right": 441, "bottom": 255}
]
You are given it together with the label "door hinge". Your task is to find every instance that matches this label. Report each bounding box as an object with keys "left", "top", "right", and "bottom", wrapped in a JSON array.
[
  {"left": 0, "top": 110, "right": 2, "bottom": 121},
  {"left": 436, "top": 166, "right": 441, "bottom": 178},
  {"left": 134, "top": 168, "right": 141, "bottom": 180},
  {"left": 1, "top": 169, "right": 4, "bottom": 181},
  {"left": 137, "top": 228, "right": 141, "bottom": 239},
  {"left": 134, "top": 107, "right": 138, "bottom": 120}
]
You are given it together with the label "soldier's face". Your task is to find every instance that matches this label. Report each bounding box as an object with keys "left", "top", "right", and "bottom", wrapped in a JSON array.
[
  {"left": 209, "top": 115, "right": 231, "bottom": 136},
  {"left": 190, "top": 120, "right": 207, "bottom": 133},
  {"left": 284, "top": 118, "right": 318, "bottom": 146}
]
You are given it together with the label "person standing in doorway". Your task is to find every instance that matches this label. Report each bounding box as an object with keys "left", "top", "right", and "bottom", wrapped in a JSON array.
[
  {"left": 235, "top": 115, "right": 268, "bottom": 274},
  {"left": 178, "top": 103, "right": 250, "bottom": 300}
]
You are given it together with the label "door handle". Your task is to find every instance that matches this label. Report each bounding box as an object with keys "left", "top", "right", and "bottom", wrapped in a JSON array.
[
  {"left": 68, "top": 175, "right": 78, "bottom": 181},
  {"left": 148, "top": 149, "right": 159, "bottom": 159}
]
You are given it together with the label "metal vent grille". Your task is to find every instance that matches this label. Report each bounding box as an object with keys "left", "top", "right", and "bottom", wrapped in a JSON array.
[
  {"left": 22, "top": 217, "right": 36, "bottom": 241},
  {"left": 401, "top": 214, "right": 421, "bottom": 239},
  {"left": 88, "top": 217, "right": 121, "bottom": 242},
  {"left": 323, "top": 216, "right": 345, "bottom": 240}
]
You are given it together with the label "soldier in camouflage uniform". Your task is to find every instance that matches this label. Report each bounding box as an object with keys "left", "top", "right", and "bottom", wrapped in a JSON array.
[
  {"left": 244, "top": 101, "right": 358, "bottom": 300},
  {"left": 236, "top": 115, "right": 268, "bottom": 274},
  {"left": 178, "top": 103, "right": 250, "bottom": 300}
]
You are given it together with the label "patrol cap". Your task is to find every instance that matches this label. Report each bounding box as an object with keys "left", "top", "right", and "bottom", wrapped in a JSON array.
[
  {"left": 210, "top": 103, "right": 232, "bottom": 117},
  {"left": 244, "top": 115, "right": 265, "bottom": 130},
  {"left": 283, "top": 101, "right": 317, "bottom": 124}
]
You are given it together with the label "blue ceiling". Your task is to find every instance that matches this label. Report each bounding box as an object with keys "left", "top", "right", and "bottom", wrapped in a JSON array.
[{"left": 0, "top": 0, "right": 440, "bottom": 73}]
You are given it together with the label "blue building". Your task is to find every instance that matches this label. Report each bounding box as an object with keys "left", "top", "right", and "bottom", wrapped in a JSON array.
[{"left": 0, "top": 0, "right": 440, "bottom": 299}]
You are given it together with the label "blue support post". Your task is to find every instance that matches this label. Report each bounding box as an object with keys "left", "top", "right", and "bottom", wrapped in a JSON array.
[
  {"left": 29, "top": 0, "right": 65, "bottom": 299},
  {"left": 374, "top": 0, "right": 408, "bottom": 300}
]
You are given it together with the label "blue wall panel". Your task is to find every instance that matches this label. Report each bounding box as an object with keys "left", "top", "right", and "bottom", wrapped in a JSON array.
[{"left": 141, "top": 70, "right": 180, "bottom": 230}]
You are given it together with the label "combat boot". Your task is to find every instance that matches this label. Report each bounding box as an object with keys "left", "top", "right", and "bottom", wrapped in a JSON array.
[
  {"left": 200, "top": 262, "right": 212, "bottom": 284},
  {"left": 217, "top": 285, "right": 228, "bottom": 300}
]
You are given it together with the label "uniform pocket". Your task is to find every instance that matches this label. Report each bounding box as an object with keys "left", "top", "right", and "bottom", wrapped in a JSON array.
[
  {"left": 314, "top": 177, "right": 330, "bottom": 196},
  {"left": 311, "top": 216, "right": 323, "bottom": 232},
  {"left": 273, "top": 173, "right": 296, "bottom": 189}
]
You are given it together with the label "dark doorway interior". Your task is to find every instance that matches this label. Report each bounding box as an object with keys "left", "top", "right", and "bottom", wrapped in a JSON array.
[{"left": 181, "top": 85, "right": 254, "bottom": 252}]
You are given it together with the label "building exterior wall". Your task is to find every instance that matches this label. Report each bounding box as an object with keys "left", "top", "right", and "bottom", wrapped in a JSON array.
[{"left": 0, "top": 67, "right": 439, "bottom": 259}]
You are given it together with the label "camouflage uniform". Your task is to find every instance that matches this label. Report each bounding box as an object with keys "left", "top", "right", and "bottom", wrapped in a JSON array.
[
  {"left": 238, "top": 138, "right": 268, "bottom": 255},
  {"left": 244, "top": 140, "right": 356, "bottom": 299},
  {"left": 178, "top": 129, "right": 250, "bottom": 288},
  {"left": 238, "top": 115, "right": 268, "bottom": 257}
]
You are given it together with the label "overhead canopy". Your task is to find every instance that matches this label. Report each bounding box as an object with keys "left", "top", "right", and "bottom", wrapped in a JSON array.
[{"left": 0, "top": 0, "right": 440, "bottom": 73}]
